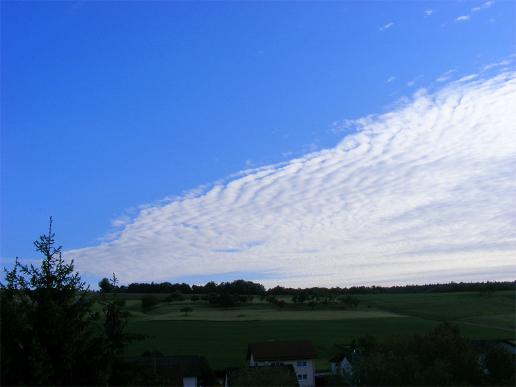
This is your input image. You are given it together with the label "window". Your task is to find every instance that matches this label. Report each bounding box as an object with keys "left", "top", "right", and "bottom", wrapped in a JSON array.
[
  {"left": 302, "top": 374, "right": 307, "bottom": 380},
  {"left": 297, "top": 361, "right": 307, "bottom": 367},
  {"left": 297, "top": 374, "right": 303, "bottom": 380}
]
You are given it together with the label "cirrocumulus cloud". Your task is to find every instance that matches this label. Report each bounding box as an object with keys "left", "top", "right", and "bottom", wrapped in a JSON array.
[{"left": 68, "top": 71, "right": 516, "bottom": 287}]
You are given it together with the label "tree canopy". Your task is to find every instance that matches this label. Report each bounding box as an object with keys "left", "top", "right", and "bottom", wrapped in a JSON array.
[{"left": 1, "top": 218, "right": 132, "bottom": 386}]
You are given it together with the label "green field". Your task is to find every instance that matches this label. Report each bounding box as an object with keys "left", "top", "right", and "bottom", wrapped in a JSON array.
[{"left": 122, "top": 290, "right": 516, "bottom": 370}]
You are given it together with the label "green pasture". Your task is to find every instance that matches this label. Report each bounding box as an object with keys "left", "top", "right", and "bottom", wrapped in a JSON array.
[
  {"left": 122, "top": 290, "right": 515, "bottom": 370},
  {"left": 357, "top": 290, "right": 515, "bottom": 321},
  {"left": 125, "top": 301, "right": 401, "bottom": 321},
  {"left": 125, "top": 318, "right": 435, "bottom": 369}
]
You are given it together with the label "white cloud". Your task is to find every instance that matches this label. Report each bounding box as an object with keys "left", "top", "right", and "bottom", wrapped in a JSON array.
[
  {"left": 385, "top": 76, "right": 396, "bottom": 83},
  {"left": 68, "top": 70, "right": 516, "bottom": 287},
  {"left": 407, "top": 75, "right": 423, "bottom": 87},
  {"left": 379, "top": 22, "right": 394, "bottom": 32},
  {"left": 457, "top": 1, "right": 494, "bottom": 22},
  {"left": 472, "top": 1, "right": 494, "bottom": 12},
  {"left": 425, "top": 9, "right": 434, "bottom": 17},
  {"left": 456, "top": 73, "right": 479, "bottom": 82},
  {"left": 436, "top": 69, "right": 456, "bottom": 82},
  {"left": 483, "top": 59, "right": 511, "bottom": 71}
]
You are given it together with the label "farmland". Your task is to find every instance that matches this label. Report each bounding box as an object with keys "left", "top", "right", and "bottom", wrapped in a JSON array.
[{"left": 121, "top": 290, "right": 516, "bottom": 370}]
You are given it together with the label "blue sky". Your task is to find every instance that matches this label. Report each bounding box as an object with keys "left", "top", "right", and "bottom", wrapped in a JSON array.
[{"left": 2, "top": 1, "right": 515, "bottom": 286}]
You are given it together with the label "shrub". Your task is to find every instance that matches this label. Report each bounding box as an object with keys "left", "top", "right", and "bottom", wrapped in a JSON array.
[
  {"left": 266, "top": 296, "right": 285, "bottom": 309},
  {"left": 165, "top": 291, "right": 184, "bottom": 302},
  {"left": 141, "top": 295, "right": 159, "bottom": 310},
  {"left": 208, "top": 293, "right": 239, "bottom": 307}
]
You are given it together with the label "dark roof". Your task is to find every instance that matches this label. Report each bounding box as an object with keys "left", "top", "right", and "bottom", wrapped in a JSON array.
[
  {"left": 123, "top": 355, "right": 215, "bottom": 385},
  {"left": 126, "top": 355, "right": 205, "bottom": 377},
  {"left": 247, "top": 340, "right": 316, "bottom": 361},
  {"left": 228, "top": 365, "right": 298, "bottom": 386}
]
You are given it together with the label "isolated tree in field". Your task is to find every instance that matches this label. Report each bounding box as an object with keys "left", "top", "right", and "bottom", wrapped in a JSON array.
[
  {"left": 99, "top": 277, "right": 115, "bottom": 293},
  {"left": 0, "top": 218, "right": 132, "bottom": 386}
]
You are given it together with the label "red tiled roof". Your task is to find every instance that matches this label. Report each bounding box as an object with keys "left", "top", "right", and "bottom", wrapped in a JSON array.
[{"left": 247, "top": 340, "right": 317, "bottom": 361}]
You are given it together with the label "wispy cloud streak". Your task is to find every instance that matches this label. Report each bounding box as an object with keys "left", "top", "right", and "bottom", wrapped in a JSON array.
[
  {"left": 379, "top": 22, "right": 394, "bottom": 32},
  {"left": 456, "top": 1, "right": 494, "bottom": 22},
  {"left": 68, "top": 71, "right": 516, "bottom": 287},
  {"left": 436, "top": 69, "right": 456, "bottom": 82}
]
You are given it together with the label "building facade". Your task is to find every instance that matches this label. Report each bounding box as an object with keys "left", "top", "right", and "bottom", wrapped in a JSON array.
[{"left": 247, "top": 340, "right": 317, "bottom": 387}]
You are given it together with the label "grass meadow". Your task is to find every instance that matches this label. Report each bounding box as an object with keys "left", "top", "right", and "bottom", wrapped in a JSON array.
[{"left": 121, "top": 290, "right": 515, "bottom": 370}]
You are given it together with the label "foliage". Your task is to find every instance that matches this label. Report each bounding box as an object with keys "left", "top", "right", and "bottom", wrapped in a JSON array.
[
  {"left": 292, "top": 293, "right": 309, "bottom": 303},
  {"left": 351, "top": 323, "right": 493, "bottom": 386},
  {"left": 100, "top": 274, "right": 137, "bottom": 373},
  {"left": 268, "top": 281, "right": 516, "bottom": 296},
  {"left": 266, "top": 296, "right": 286, "bottom": 309},
  {"left": 141, "top": 294, "right": 160, "bottom": 310},
  {"left": 0, "top": 219, "right": 133, "bottom": 385},
  {"left": 101, "top": 277, "right": 515, "bottom": 301},
  {"left": 208, "top": 292, "right": 239, "bottom": 307},
  {"left": 98, "top": 277, "right": 116, "bottom": 293},
  {"left": 339, "top": 295, "right": 360, "bottom": 309},
  {"left": 116, "top": 278, "right": 266, "bottom": 295},
  {"left": 483, "top": 345, "right": 515, "bottom": 385},
  {"left": 319, "top": 374, "right": 352, "bottom": 386},
  {"left": 164, "top": 291, "right": 185, "bottom": 302}
]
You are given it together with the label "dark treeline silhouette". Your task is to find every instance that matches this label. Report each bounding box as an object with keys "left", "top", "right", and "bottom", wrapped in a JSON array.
[
  {"left": 101, "top": 278, "right": 515, "bottom": 296},
  {"left": 101, "top": 279, "right": 267, "bottom": 295},
  {"left": 349, "top": 323, "right": 515, "bottom": 386}
]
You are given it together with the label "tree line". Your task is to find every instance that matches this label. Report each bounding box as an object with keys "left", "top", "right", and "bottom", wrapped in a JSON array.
[
  {"left": 99, "top": 278, "right": 267, "bottom": 295},
  {"left": 99, "top": 277, "right": 515, "bottom": 296}
]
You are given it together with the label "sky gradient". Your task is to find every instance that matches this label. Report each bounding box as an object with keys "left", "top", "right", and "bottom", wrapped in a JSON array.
[{"left": 2, "top": 1, "right": 515, "bottom": 286}]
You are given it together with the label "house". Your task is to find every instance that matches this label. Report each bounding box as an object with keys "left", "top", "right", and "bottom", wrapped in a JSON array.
[
  {"left": 499, "top": 340, "right": 516, "bottom": 356},
  {"left": 329, "top": 345, "right": 357, "bottom": 377},
  {"left": 329, "top": 353, "right": 352, "bottom": 376},
  {"left": 472, "top": 339, "right": 516, "bottom": 356},
  {"left": 247, "top": 340, "right": 317, "bottom": 387}
]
